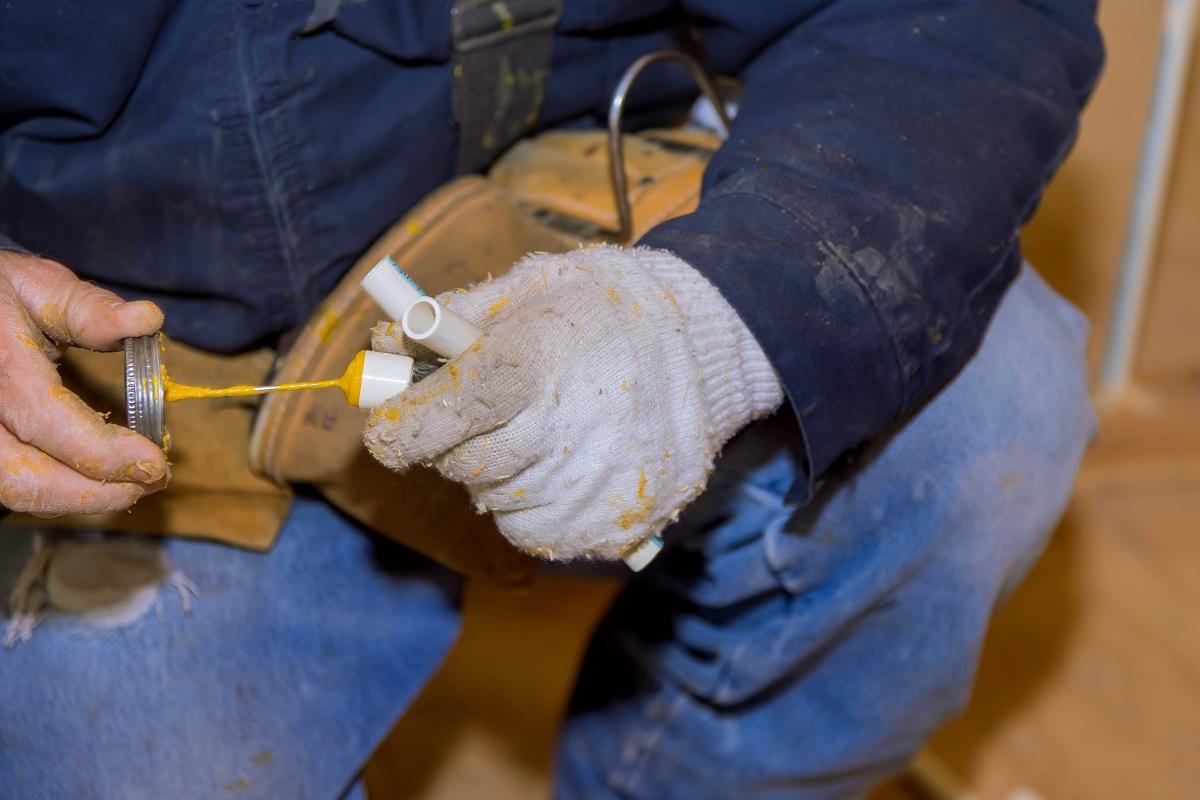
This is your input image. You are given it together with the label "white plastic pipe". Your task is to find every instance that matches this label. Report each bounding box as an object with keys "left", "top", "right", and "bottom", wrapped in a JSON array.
[
  {"left": 1100, "top": 0, "right": 1199, "bottom": 398},
  {"left": 361, "top": 256, "right": 425, "bottom": 322},
  {"left": 622, "top": 537, "right": 664, "bottom": 572},
  {"left": 401, "top": 296, "right": 484, "bottom": 359}
]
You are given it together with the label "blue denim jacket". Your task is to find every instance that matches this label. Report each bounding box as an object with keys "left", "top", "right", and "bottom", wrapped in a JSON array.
[{"left": 0, "top": 1, "right": 1102, "bottom": 497}]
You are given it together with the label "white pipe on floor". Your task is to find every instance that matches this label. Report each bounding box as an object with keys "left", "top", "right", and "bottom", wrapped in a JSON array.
[{"left": 1099, "top": 0, "right": 1199, "bottom": 398}]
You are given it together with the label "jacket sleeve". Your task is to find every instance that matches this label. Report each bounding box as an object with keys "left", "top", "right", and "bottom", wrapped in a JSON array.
[
  {"left": 640, "top": 0, "right": 1103, "bottom": 498},
  {"left": 0, "top": 233, "right": 29, "bottom": 255}
]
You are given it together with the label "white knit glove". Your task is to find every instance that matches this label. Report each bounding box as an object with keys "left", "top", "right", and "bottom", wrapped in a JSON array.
[{"left": 364, "top": 245, "right": 783, "bottom": 561}]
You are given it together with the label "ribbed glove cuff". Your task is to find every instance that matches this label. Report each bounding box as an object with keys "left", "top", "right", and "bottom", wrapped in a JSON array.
[{"left": 633, "top": 247, "right": 784, "bottom": 444}]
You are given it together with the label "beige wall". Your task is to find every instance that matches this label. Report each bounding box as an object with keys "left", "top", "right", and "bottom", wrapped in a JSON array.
[{"left": 1022, "top": 0, "right": 1198, "bottom": 383}]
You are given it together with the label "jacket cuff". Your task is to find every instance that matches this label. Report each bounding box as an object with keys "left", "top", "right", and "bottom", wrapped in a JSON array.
[{"left": 640, "top": 192, "right": 907, "bottom": 502}]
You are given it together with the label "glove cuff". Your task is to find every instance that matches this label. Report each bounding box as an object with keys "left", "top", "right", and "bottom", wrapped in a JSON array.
[{"left": 632, "top": 247, "right": 784, "bottom": 445}]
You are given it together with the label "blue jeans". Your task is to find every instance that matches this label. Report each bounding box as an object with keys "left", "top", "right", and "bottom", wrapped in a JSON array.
[
  {"left": 0, "top": 501, "right": 460, "bottom": 800},
  {"left": 0, "top": 265, "right": 1093, "bottom": 799}
]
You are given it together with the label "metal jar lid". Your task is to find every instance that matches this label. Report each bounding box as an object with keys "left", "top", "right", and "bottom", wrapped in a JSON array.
[{"left": 124, "top": 334, "right": 165, "bottom": 448}]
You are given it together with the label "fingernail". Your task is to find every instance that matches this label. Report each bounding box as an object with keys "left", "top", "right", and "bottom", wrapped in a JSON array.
[
  {"left": 128, "top": 459, "right": 166, "bottom": 484},
  {"left": 141, "top": 474, "right": 169, "bottom": 496},
  {"left": 124, "top": 300, "right": 164, "bottom": 329}
]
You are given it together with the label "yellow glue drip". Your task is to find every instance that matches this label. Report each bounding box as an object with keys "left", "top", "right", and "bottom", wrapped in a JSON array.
[{"left": 164, "top": 350, "right": 367, "bottom": 406}]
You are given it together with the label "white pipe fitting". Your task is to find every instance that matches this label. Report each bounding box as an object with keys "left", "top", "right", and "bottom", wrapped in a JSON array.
[
  {"left": 401, "top": 296, "right": 484, "bottom": 360},
  {"left": 622, "top": 537, "right": 664, "bottom": 572},
  {"left": 360, "top": 256, "right": 424, "bottom": 322},
  {"left": 356, "top": 351, "right": 415, "bottom": 409}
]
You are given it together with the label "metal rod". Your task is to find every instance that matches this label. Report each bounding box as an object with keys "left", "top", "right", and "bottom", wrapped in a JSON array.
[
  {"left": 1099, "top": 0, "right": 1199, "bottom": 398},
  {"left": 607, "top": 51, "right": 731, "bottom": 243}
]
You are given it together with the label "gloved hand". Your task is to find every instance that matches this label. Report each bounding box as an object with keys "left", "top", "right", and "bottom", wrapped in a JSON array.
[
  {"left": 364, "top": 245, "right": 782, "bottom": 561},
  {"left": 0, "top": 251, "right": 169, "bottom": 515}
]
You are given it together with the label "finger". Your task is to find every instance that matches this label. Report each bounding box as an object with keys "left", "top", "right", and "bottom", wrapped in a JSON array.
[
  {"left": 3, "top": 253, "right": 162, "bottom": 350},
  {"left": 364, "top": 335, "right": 534, "bottom": 470},
  {"left": 0, "top": 284, "right": 169, "bottom": 484},
  {"left": 370, "top": 321, "right": 412, "bottom": 355},
  {"left": 9, "top": 319, "right": 60, "bottom": 362},
  {"left": 466, "top": 455, "right": 563, "bottom": 515},
  {"left": 436, "top": 402, "right": 550, "bottom": 485},
  {"left": 369, "top": 320, "right": 440, "bottom": 363},
  {"left": 436, "top": 251, "right": 566, "bottom": 327},
  {"left": 469, "top": 430, "right": 617, "bottom": 519},
  {"left": 437, "top": 435, "right": 540, "bottom": 486},
  {"left": 0, "top": 425, "right": 150, "bottom": 515}
]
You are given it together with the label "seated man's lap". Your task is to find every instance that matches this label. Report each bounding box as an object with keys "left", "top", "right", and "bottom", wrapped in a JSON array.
[
  {"left": 0, "top": 494, "right": 462, "bottom": 800},
  {"left": 555, "top": 265, "right": 1095, "bottom": 799}
]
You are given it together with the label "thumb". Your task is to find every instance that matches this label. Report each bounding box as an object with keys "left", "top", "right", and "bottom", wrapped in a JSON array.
[
  {"left": 5, "top": 254, "right": 162, "bottom": 350},
  {"left": 364, "top": 333, "right": 534, "bottom": 471}
]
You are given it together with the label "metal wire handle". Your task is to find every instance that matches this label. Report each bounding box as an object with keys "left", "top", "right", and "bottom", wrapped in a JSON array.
[{"left": 607, "top": 51, "right": 731, "bottom": 243}]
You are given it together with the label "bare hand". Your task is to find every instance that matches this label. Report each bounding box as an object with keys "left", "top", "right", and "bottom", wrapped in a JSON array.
[{"left": 0, "top": 250, "right": 169, "bottom": 516}]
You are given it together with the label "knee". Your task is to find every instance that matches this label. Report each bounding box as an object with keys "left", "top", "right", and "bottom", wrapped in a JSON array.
[{"left": 925, "top": 265, "right": 1095, "bottom": 590}]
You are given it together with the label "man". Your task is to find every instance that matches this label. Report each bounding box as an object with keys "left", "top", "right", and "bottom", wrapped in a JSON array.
[{"left": 0, "top": 2, "right": 1102, "bottom": 798}]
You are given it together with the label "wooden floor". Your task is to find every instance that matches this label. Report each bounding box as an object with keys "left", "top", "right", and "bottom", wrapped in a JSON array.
[
  {"left": 926, "top": 381, "right": 1200, "bottom": 800},
  {"left": 363, "top": 379, "right": 1200, "bottom": 800}
]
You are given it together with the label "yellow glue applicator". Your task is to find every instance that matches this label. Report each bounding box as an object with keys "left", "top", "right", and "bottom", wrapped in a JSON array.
[
  {"left": 163, "top": 256, "right": 449, "bottom": 409},
  {"left": 164, "top": 349, "right": 416, "bottom": 409}
]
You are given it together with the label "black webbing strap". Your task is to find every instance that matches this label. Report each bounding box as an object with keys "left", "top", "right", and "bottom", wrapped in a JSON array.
[{"left": 451, "top": 0, "right": 562, "bottom": 173}]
